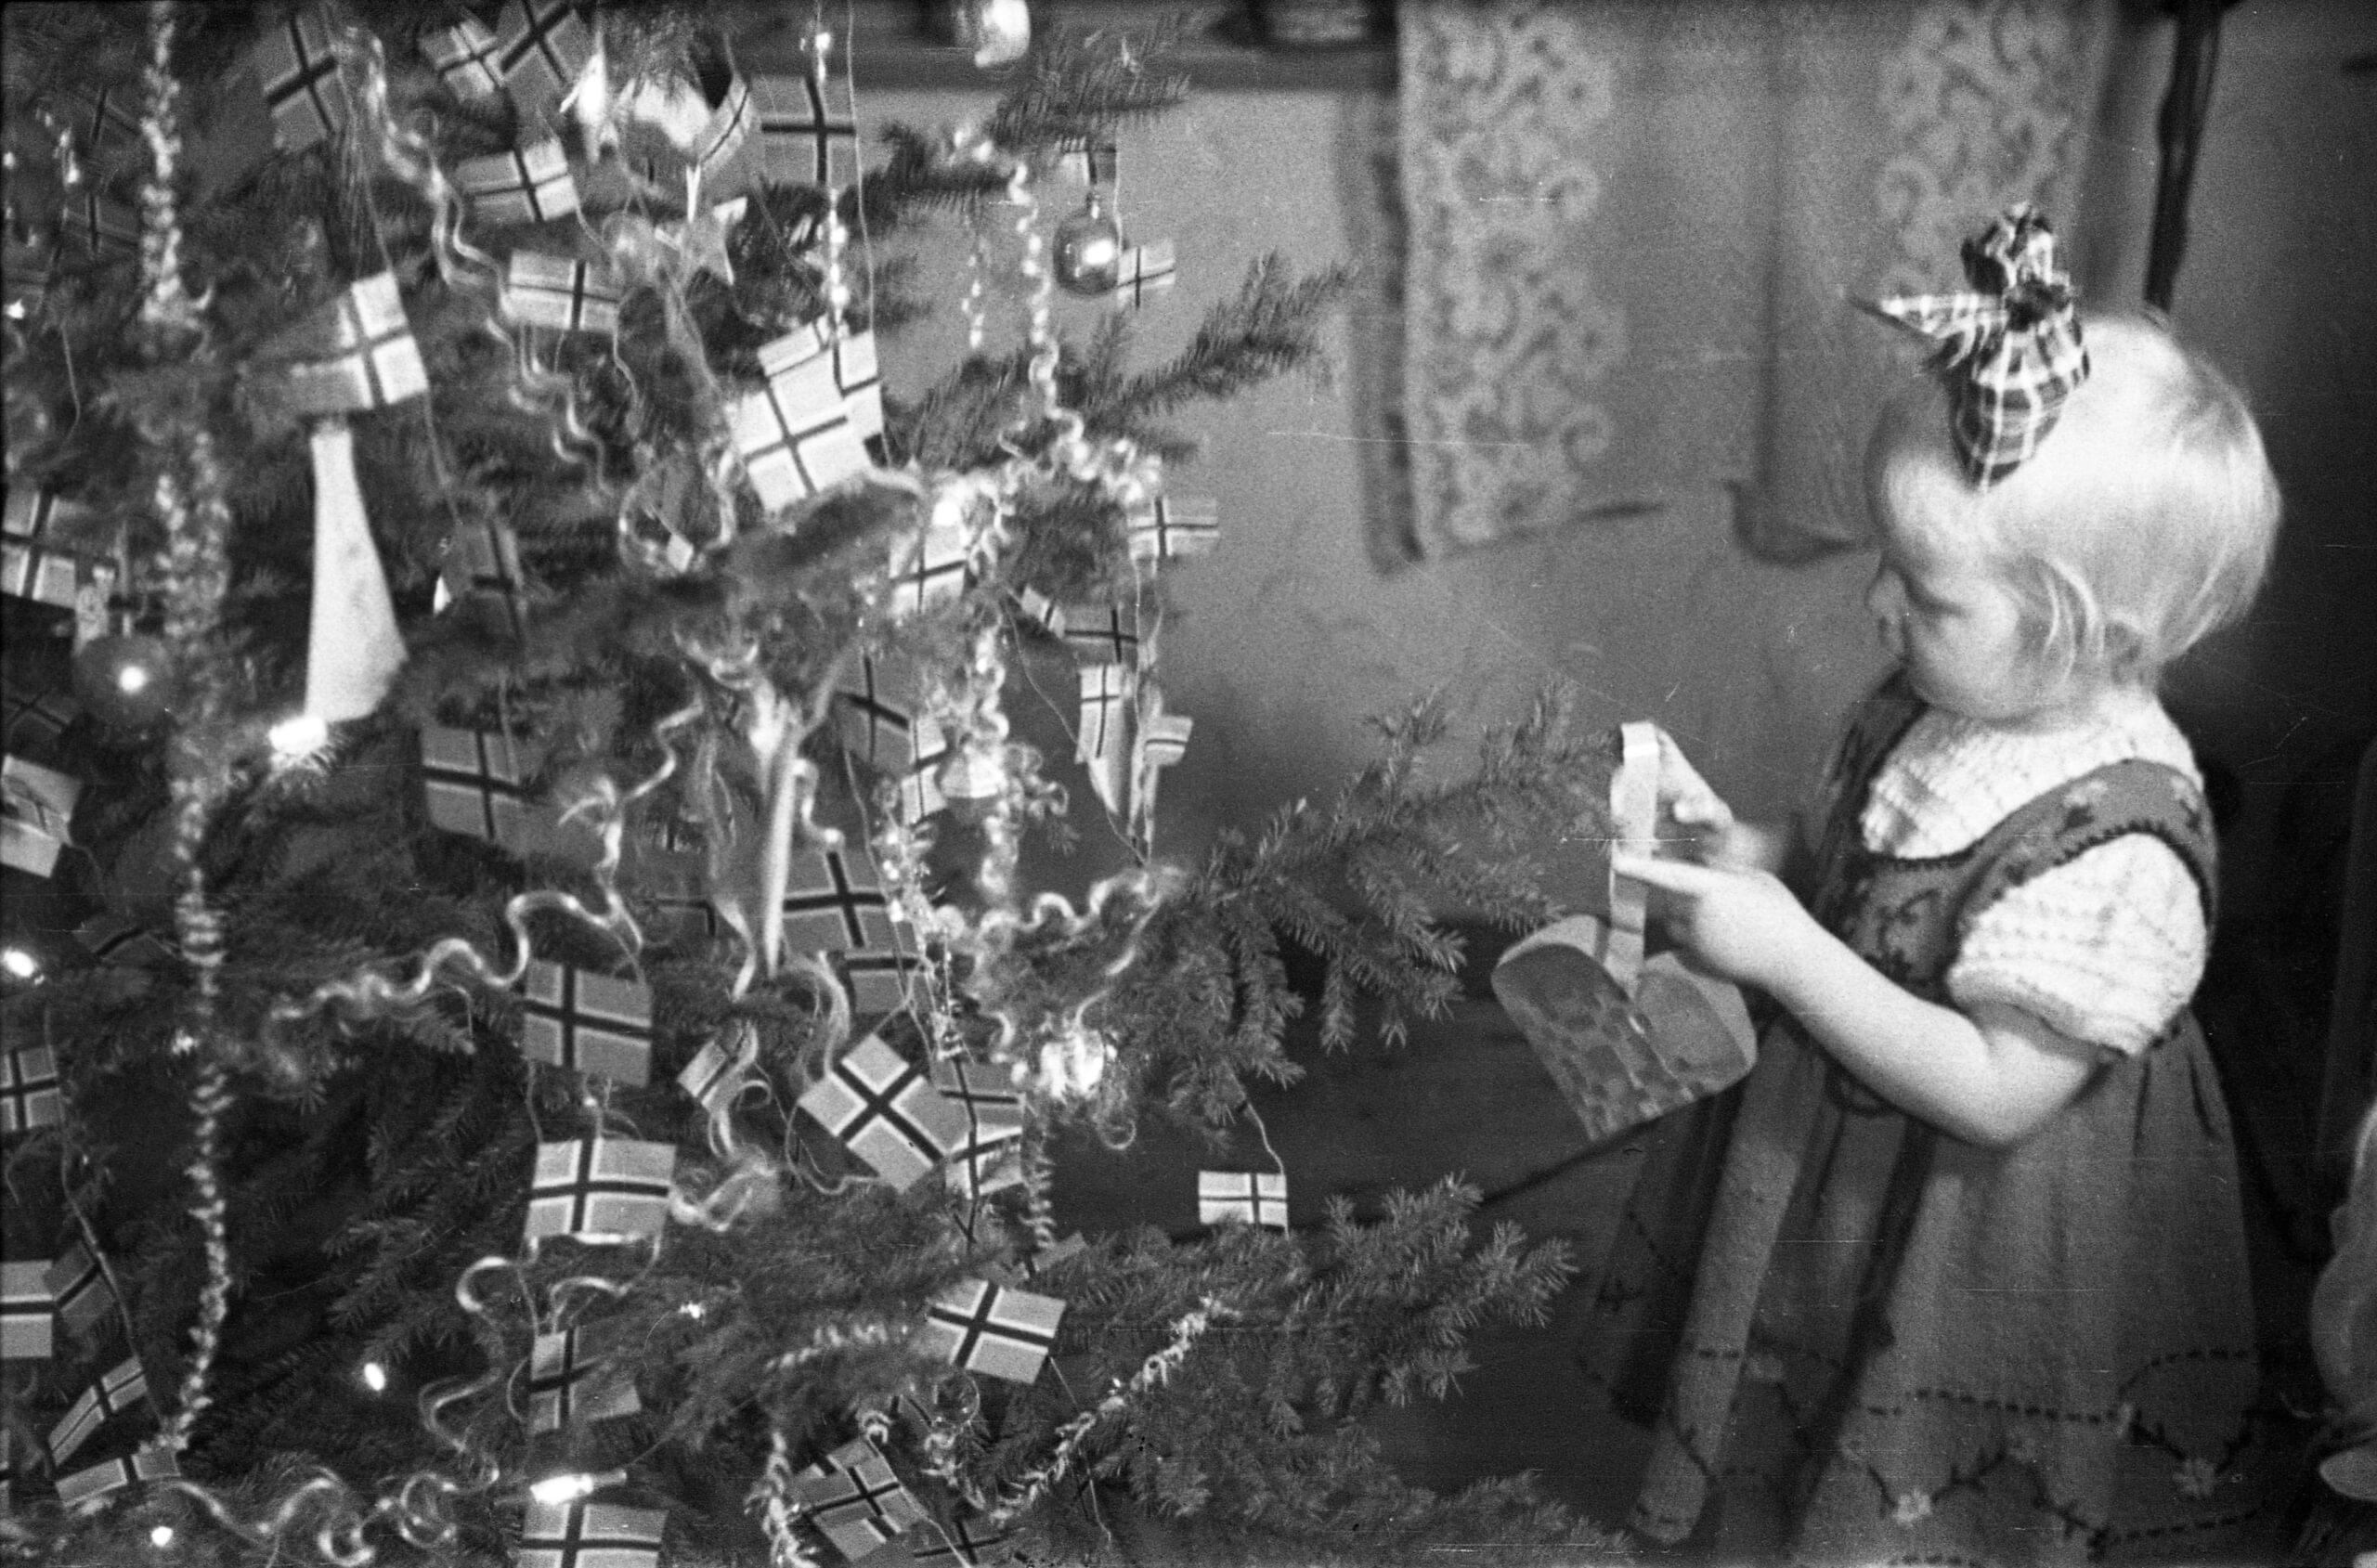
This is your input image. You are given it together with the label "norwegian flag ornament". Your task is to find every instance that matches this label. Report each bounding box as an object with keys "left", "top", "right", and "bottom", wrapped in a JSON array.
[
  {"left": 45, "top": 1241, "right": 114, "bottom": 1342},
  {"left": 518, "top": 1497, "right": 668, "bottom": 1568},
  {"left": 913, "top": 1512, "right": 1016, "bottom": 1566},
  {"left": 778, "top": 847, "right": 894, "bottom": 957},
  {"left": 758, "top": 323, "right": 883, "bottom": 441},
  {"left": 1131, "top": 689, "right": 1193, "bottom": 836},
  {"left": 936, "top": 1061, "right": 1024, "bottom": 1200},
  {"left": 1074, "top": 664, "right": 1131, "bottom": 818},
  {"left": 1059, "top": 601, "right": 1142, "bottom": 667},
  {"left": 75, "top": 914, "right": 175, "bottom": 971},
  {"left": 796, "top": 1033, "right": 967, "bottom": 1192},
  {"left": 523, "top": 1138, "right": 676, "bottom": 1250},
  {"left": 749, "top": 72, "right": 858, "bottom": 188},
  {"left": 54, "top": 1441, "right": 177, "bottom": 1513},
  {"left": 247, "top": 11, "right": 347, "bottom": 153},
  {"left": 1011, "top": 586, "right": 1066, "bottom": 640},
  {"left": 500, "top": 253, "right": 623, "bottom": 334},
  {"left": 917, "top": 1278, "right": 1065, "bottom": 1385},
  {"left": 279, "top": 272, "right": 428, "bottom": 416},
  {"left": 838, "top": 943, "right": 927, "bottom": 1019},
  {"left": 1056, "top": 138, "right": 1118, "bottom": 189},
  {"left": 884, "top": 485, "right": 981, "bottom": 622},
  {"left": 60, "top": 84, "right": 143, "bottom": 167},
  {"left": 729, "top": 361, "right": 872, "bottom": 512},
  {"left": 526, "top": 1319, "right": 642, "bottom": 1432},
  {"left": 2, "top": 1043, "right": 62, "bottom": 1135},
  {"left": 1110, "top": 240, "right": 1176, "bottom": 309},
  {"left": 420, "top": 725, "right": 547, "bottom": 854},
  {"left": 48, "top": 1354, "right": 148, "bottom": 1464},
  {"left": 516, "top": 963, "right": 654, "bottom": 1086},
  {"left": 435, "top": 514, "right": 530, "bottom": 641},
  {"left": 2, "top": 1260, "right": 52, "bottom": 1360},
  {"left": 1126, "top": 491, "right": 1219, "bottom": 564},
  {"left": 623, "top": 68, "right": 754, "bottom": 182},
  {"left": 420, "top": 17, "right": 504, "bottom": 100},
  {"left": 834, "top": 653, "right": 945, "bottom": 773},
  {"left": 3, "top": 488, "right": 110, "bottom": 614},
  {"left": 3, "top": 755, "right": 81, "bottom": 880},
  {"left": 1198, "top": 1170, "right": 1289, "bottom": 1231},
  {"left": 457, "top": 138, "right": 581, "bottom": 227},
  {"left": 892, "top": 724, "right": 952, "bottom": 823},
  {"left": 492, "top": 0, "right": 598, "bottom": 120},
  {"left": 62, "top": 188, "right": 140, "bottom": 256},
  {"left": 1, "top": 674, "right": 78, "bottom": 755},
  {"left": 635, "top": 849, "right": 726, "bottom": 947},
  {"left": 677, "top": 1028, "right": 759, "bottom": 1118},
  {"left": 795, "top": 1435, "right": 926, "bottom": 1561}
]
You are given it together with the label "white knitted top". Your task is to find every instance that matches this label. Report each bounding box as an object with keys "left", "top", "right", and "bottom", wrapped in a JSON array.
[{"left": 1858, "top": 687, "right": 2207, "bottom": 1056}]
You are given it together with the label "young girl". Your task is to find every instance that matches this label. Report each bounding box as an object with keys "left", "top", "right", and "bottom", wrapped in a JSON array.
[{"left": 1580, "top": 210, "right": 2283, "bottom": 1563}]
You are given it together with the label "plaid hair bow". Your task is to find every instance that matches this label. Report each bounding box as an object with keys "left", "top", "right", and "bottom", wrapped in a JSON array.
[{"left": 1864, "top": 205, "right": 2090, "bottom": 486}]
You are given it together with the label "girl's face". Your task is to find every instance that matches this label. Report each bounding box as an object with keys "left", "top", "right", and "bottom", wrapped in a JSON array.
[{"left": 1865, "top": 487, "right": 2088, "bottom": 726}]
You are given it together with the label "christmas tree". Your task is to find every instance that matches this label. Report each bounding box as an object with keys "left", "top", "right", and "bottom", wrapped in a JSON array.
[{"left": 2, "top": 6, "right": 1625, "bottom": 1563}]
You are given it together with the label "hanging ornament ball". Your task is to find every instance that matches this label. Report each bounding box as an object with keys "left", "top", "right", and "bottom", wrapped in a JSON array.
[
  {"left": 954, "top": 0, "right": 1033, "bottom": 68},
  {"left": 72, "top": 633, "right": 178, "bottom": 729},
  {"left": 1053, "top": 194, "right": 1124, "bottom": 297}
]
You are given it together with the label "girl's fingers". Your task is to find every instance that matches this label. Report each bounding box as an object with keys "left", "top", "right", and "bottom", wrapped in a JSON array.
[{"left": 1612, "top": 850, "right": 1719, "bottom": 892}]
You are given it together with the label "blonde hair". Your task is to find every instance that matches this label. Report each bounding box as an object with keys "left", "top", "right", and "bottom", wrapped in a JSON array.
[{"left": 1865, "top": 311, "right": 2280, "bottom": 686}]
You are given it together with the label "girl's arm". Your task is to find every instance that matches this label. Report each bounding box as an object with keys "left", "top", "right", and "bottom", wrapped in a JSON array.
[{"left": 1614, "top": 854, "right": 2098, "bottom": 1148}]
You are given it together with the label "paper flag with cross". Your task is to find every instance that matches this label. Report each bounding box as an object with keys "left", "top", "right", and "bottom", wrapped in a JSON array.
[
  {"left": 749, "top": 72, "right": 859, "bottom": 188},
  {"left": 834, "top": 653, "right": 946, "bottom": 774},
  {"left": 247, "top": 10, "right": 346, "bottom": 152},
  {"left": 420, "top": 724, "right": 550, "bottom": 855},
  {"left": 1011, "top": 586, "right": 1066, "bottom": 640},
  {"left": 524, "top": 1138, "right": 677, "bottom": 1250},
  {"left": 60, "top": 84, "right": 142, "bottom": 168},
  {"left": 457, "top": 138, "right": 581, "bottom": 227},
  {"left": 912, "top": 1512, "right": 1016, "bottom": 1566},
  {"left": 677, "top": 1028, "right": 759, "bottom": 1119},
  {"left": 3, "top": 755, "right": 80, "bottom": 879},
  {"left": 1198, "top": 1170, "right": 1289, "bottom": 1231},
  {"left": 76, "top": 914, "right": 175, "bottom": 972},
  {"left": 797, "top": 1034, "right": 967, "bottom": 1192},
  {"left": 45, "top": 1242, "right": 114, "bottom": 1342},
  {"left": 1131, "top": 688, "right": 1193, "bottom": 837},
  {"left": 517, "top": 963, "right": 654, "bottom": 1087},
  {"left": 492, "top": 0, "right": 597, "bottom": 119},
  {"left": 1059, "top": 601, "right": 1142, "bottom": 667},
  {"left": 1110, "top": 240, "right": 1176, "bottom": 309},
  {"left": 61, "top": 188, "right": 139, "bottom": 257},
  {"left": 2, "top": 1044, "right": 62, "bottom": 1136},
  {"left": 838, "top": 943, "right": 927, "bottom": 1019},
  {"left": 632, "top": 852, "right": 727, "bottom": 948},
  {"left": 729, "top": 360, "right": 872, "bottom": 513},
  {"left": 758, "top": 323, "right": 883, "bottom": 442},
  {"left": 1056, "top": 138, "right": 1119, "bottom": 189},
  {"left": 917, "top": 1278, "right": 1066, "bottom": 1385},
  {"left": 1126, "top": 490, "right": 1219, "bottom": 564},
  {"left": 518, "top": 1497, "right": 668, "bottom": 1568},
  {"left": 420, "top": 17, "right": 503, "bottom": 100},
  {"left": 884, "top": 506, "right": 974, "bottom": 623},
  {"left": 48, "top": 1353, "right": 148, "bottom": 1464},
  {"left": 1075, "top": 663, "right": 1132, "bottom": 818},
  {"left": 2, "top": 1260, "right": 51, "bottom": 1361},
  {"left": 682, "top": 71, "right": 754, "bottom": 183},
  {"left": 54, "top": 1441, "right": 176, "bottom": 1513},
  {"left": 1, "top": 674, "right": 77, "bottom": 756},
  {"left": 435, "top": 514, "right": 530, "bottom": 641},
  {"left": 934, "top": 1060, "right": 1024, "bottom": 1201},
  {"left": 778, "top": 847, "right": 895, "bottom": 957},
  {"left": 526, "top": 1318, "right": 643, "bottom": 1432},
  {"left": 4, "top": 487, "right": 110, "bottom": 614},
  {"left": 796, "top": 1434, "right": 927, "bottom": 1560},
  {"left": 279, "top": 272, "right": 428, "bottom": 417},
  {"left": 500, "top": 252, "right": 623, "bottom": 335}
]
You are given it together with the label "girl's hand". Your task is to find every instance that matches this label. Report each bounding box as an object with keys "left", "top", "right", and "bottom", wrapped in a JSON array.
[
  {"left": 1612, "top": 850, "right": 1816, "bottom": 992},
  {"left": 1642, "top": 728, "right": 1784, "bottom": 872}
]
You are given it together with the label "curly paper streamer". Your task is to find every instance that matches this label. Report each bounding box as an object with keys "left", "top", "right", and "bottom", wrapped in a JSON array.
[
  {"left": 162, "top": 1471, "right": 376, "bottom": 1568},
  {"left": 968, "top": 868, "right": 1173, "bottom": 1073},
  {"left": 334, "top": 22, "right": 499, "bottom": 289},
  {"left": 981, "top": 1297, "right": 1233, "bottom": 1526}
]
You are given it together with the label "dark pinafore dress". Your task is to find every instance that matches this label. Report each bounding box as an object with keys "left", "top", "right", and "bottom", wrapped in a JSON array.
[{"left": 1579, "top": 679, "right": 2278, "bottom": 1565}]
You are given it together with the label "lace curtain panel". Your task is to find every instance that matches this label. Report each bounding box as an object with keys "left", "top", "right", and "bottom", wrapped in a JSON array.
[{"left": 1394, "top": 0, "right": 2140, "bottom": 560}]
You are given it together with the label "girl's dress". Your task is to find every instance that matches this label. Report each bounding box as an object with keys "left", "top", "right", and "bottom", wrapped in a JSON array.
[{"left": 1580, "top": 675, "right": 2277, "bottom": 1565}]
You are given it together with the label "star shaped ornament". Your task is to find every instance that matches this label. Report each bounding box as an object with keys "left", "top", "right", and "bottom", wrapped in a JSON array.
[{"left": 669, "top": 192, "right": 747, "bottom": 287}]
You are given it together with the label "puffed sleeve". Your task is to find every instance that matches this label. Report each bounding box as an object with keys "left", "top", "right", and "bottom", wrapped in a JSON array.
[{"left": 1946, "top": 834, "right": 2208, "bottom": 1056}]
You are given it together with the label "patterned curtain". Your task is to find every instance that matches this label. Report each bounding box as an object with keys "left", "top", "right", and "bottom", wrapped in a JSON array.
[{"left": 1395, "top": 0, "right": 2137, "bottom": 560}]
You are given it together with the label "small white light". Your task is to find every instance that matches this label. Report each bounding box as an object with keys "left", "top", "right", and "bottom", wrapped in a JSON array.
[
  {"left": 1, "top": 947, "right": 40, "bottom": 981},
  {"left": 149, "top": 1525, "right": 175, "bottom": 1549},
  {"left": 361, "top": 1361, "right": 387, "bottom": 1393},
  {"left": 529, "top": 1473, "right": 594, "bottom": 1506},
  {"left": 681, "top": 1302, "right": 706, "bottom": 1320},
  {"left": 117, "top": 665, "right": 149, "bottom": 694},
  {"left": 268, "top": 713, "right": 330, "bottom": 760}
]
